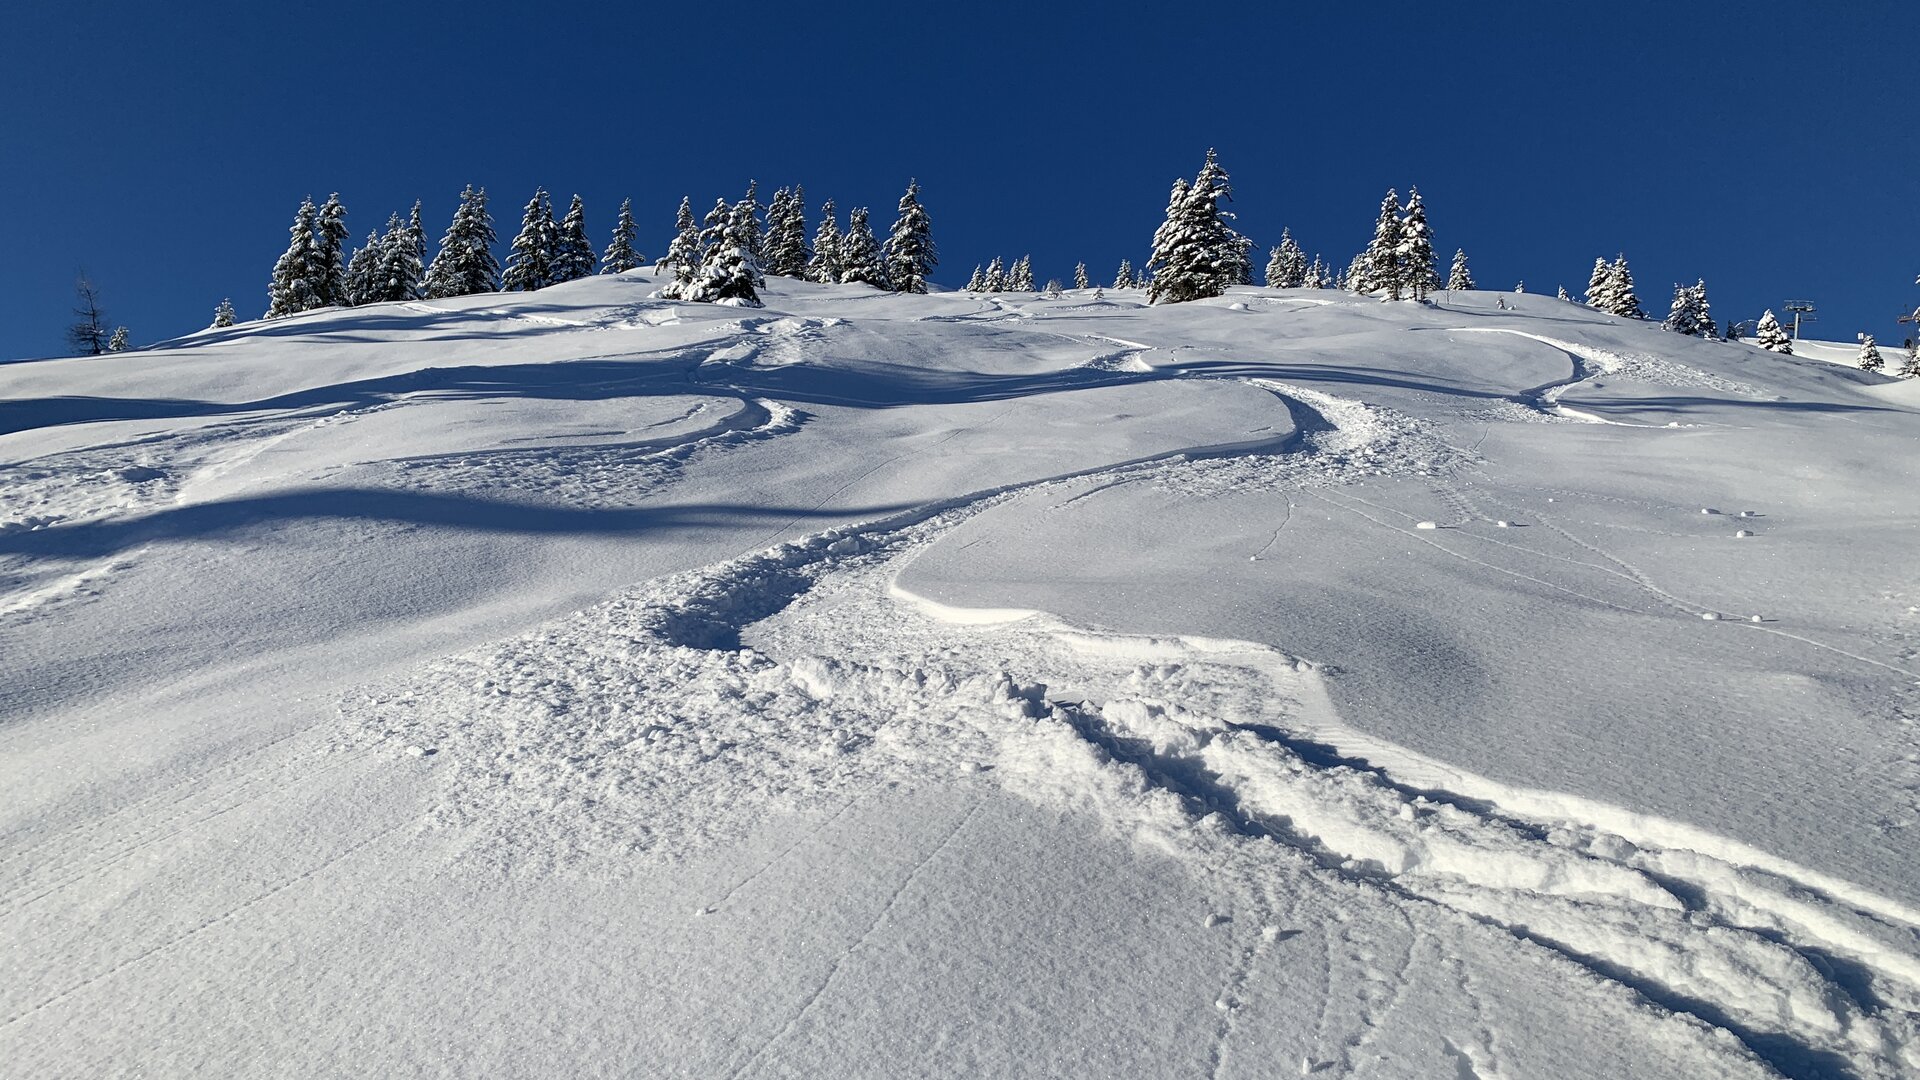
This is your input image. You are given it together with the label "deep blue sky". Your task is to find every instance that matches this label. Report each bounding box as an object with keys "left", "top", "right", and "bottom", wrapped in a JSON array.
[{"left": 3, "top": 1, "right": 1914, "bottom": 360}]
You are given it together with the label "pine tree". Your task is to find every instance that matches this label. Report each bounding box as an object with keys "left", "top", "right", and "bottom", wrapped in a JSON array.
[
  {"left": 407, "top": 201, "right": 427, "bottom": 277},
  {"left": 1756, "top": 309, "right": 1793, "bottom": 353},
  {"left": 313, "top": 193, "right": 350, "bottom": 308},
  {"left": 764, "top": 186, "right": 811, "bottom": 277},
  {"left": 1899, "top": 339, "right": 1920, "bottom": 378},
  {"left": 266, "top": 197, "right": 322, "bottom": 318},
  {"left": 1603, "top": 256, "right": 1643, "bottom": 319},
  {"left": 1044, "top": 279, "right": 1063, "bottom": 299},
  {"left": 211, "top": 298, "right": 236, "bottom": 328},
  {"left": 839, "top": 206, "right": 886, "bottom": 288},
  {"left": 1009, "top": 254, "right": 1035, "bottom": 292},
  {"left": 1191, "top": 149, "right": 1246, "bottom": 289},
  {"left": 601, "top": 198, "right": 644, "bottom": 273},
  {"left": 1074, "top": 262, "right": 1089, "bottom": 290},
  {"left": 683, "top": 198, "right": 763, "bottom": 306},
  {"left": 1858, "top": 334, "right": 1884, "bottom": 372},
  {"left": 374, "top": 212, "right": 424, "bottom": 302},
  {"left": 1345, "top": 252, "right": 1368, "bottom": 294},
  {"left": 661, "top": 196, "right": 703, "bottom": 291},
  {"left": 1690, "top": 280, "right": 1717, "bottom": 338},
  {"left": 807, "top": 199, "right": 844, "bottom": 284},
  {"left": 1397, "top": 188, "right": 1437, "bottom": 300},
  {"left": 106, "top": 326, "right": 129, "bottom": 351},
  {"left": 423, "top": 186, "right": 500, "bottom": 298},
  {"left": 965, "top": 265, "right": 986, "bottom": 292},
  {"left": 1361, "top": 189, "right": 1404, "bottom": 298},
  {"left": 67, "top": 275, "right": 111, "bottom": 354},
  {"left": 1113, "top": 259, "right": 1134, "bottom": 289},
  {"left": 984, "top": 256, "right": 1007, "bottom": 292},
  {"left": 1556, "top": 285, "right": 1571, "bottom": 301},
  {"left": 502, "top": 189, "right": 557, "bottom": 292},
  {"left": 552, "top": 195, "right": 595, "bottom": 284},
  {"left": 1584, "top": 257, "right": 1611, "bottom": 308},
  {"left": 344, "top": 230, "right": 380, "bottom": 306},
  {"left": 883, "top": 179, "right": 936, "bottom": 293},
  {"left": 1664, "top": 283, "right": 1696, "bottom": 334},
  {"left": 737, "top": 181, "right": 765, "bottom": 265},
  {"left": 1266, "top": 228, "right": 1307, "bottom": 288},
  {"left": 1306, "top": 255, "right": 1329, "bottom": 289},
  {"left": 663, "top": 199, "right": 728, "bottom": 300},
  {"left": 1447, "top": 249, "right": 1475, "bottom": 291},
  {"left": 1146, "top": 150, "right": 1245, "bottom": 305}
]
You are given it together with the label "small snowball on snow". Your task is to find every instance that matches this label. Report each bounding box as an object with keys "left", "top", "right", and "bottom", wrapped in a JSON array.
[
  {"left": 1396, "top": 803, "right": 1416, "bottom": 821},
  {"left": 1750, "top": 615, "right": 1763, "bottom": 623},
  {"left": 1495, "top": 520, "right": 1511, "bottom": 528},
  {"left": 1666, "top": 421, "right": 1681, "bottom": 428},
  {"left": 1739, "top": 510, "right": 1755, "bottom": 518},
  {"left": 1735, "top": 530, "right": 1753, "bottom": 538},
  {"left": 693, "top": 906, "right": 715, "bottom": 917},
  {"left": 1700, "top": 508, "right": 1718, "bottom": 515},
  {"left": 404, "top": 745, "right": 428, "bottom": 757},
  {"left": 1204, "top": 912, "right": 1230, "bottom": 929},
  {"left": 1415, "top": 521, "right": 1439, "bottom": 530},
  {"left": 1700, "top": 612, "right": 1720, "bottom": 621}
]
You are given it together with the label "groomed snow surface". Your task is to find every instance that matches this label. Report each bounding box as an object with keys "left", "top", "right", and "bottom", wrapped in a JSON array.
[{"left": 3, "top": 277, "right": 1918, "bottom": 1079}]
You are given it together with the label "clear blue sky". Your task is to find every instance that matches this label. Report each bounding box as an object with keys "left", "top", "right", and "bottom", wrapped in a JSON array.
[{"left": 3, "top": 1, "right": 1914, "bottom": 360}]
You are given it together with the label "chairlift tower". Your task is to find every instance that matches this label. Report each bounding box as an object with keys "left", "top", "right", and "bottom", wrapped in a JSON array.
[{"left": 1783, "top": 299, "right": 1816, "bottom": 341}]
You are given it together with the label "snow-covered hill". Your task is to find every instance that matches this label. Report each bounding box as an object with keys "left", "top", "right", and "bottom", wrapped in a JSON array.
[{"left": 4, "top": 277, "right": 1917, "bottom": 1079}]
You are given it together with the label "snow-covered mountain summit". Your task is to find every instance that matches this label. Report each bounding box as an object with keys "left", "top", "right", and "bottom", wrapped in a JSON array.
[{"left": 5, "top": 275, "right": 1918, "bottom": 1079}]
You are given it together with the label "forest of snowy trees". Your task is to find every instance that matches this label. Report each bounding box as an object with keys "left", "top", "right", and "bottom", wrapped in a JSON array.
[{"left": 118, "top": 152, "right": 1902, "bottom": 381}]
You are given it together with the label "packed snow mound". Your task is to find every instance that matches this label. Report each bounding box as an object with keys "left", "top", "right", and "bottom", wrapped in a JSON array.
[{"left": 4, "top": 276, "right": 1918, "bottom": 1080}]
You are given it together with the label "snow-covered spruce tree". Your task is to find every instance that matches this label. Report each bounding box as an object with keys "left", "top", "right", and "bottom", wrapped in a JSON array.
[
  {"left": 1113, "top": 259, "right": 1134, "bottom": 289},
  {"left": 1144, "top": 177, "right": 1217, "bottom": 304},
  {"left": 1345, "top": 252, "right": 1368, "bottom": 294},
  {"left": 1361, "top": 189, "right": 1404, "bottom": 298},
  {"left": 374, "top": 212, "right": 424, "bottom": 303},
  {"left": 1446, "top": 249, "right": 1475, "bottom": 291},
  {"left": 1192, "top": 149, "right": 1246, "bottom": 288},
  {"left": 1514, "top": 281, "right": 1526, "bottom": 294},
  {"left": 1584, "top": 257, "right": 1611, "bottom": 308},
  {"left": 1858, "top": 334, "right": 1884, "bottom": 372},
  {"left": 1267, "top": 228, "right": 1307, "bottom": 288},
  {"left": 1900, "top": 339, "right": 1920, "bottom": 378},
  {"left": 211, "top": 298, "right": 236, "bottom": 328},
  {"left": 423, "top": 186, "right": 499, "bottom": 298},
  {"left": 1044, "top": 278, "right": 1063, "bottom": 299},
  {"left": 314, "top": 193, "right": 350, "bottom": 308},
  {"left": 662, "top": 199, "right": 728, "bottom": 300},
  {"left": 1074, "top": 262, "right": 1089, "bottom": 289},
  {"left": 502, "top": 189, "right": 557, "bottom": 292},
  {"left": 1557, "top": 285, "right": 1571, "bottom": 301},
  {"left": 685, "top": 199, "right": 763, "bottom": 306},
  {"left": 1664, "top": 283, "right": 1697, "bottom": 334},
  {"left": 764, "top": 186, "right": 811, "bottom": 278},
  {"left": 344, "top": 230, "right": 380, "bottom": 306},
  {"left": 965, "top": 265, "right": 986, "bottom": 291},
  {"left": 1010, "top": 254, "right": 1035, "bottom": 292},
  {"left": 407, "top": 201, "right": 428, "bottom": 276},
  {"left": 1603, "top": 256, "right": 1643, "bottom": 319},
  {"left": 807, "top": 199, "right": 843, "bottom": 284},
  {"left": 107, "top": 326, "right": 130, "bottom": 352},
  {"left": 660, "top": 196, "right": 702, "bottom": 290},
  {"left": 737, "top": 181, "right": 766, "bottom": 265},
  {"left": 601, "top": 198, "right": 644, "bottom": 274},
  {"left": 984, "top": 256, "right": 1007, "bottom": 291},
  {"left": 883, "top": 179, "right": 936, "bottom": 294},
  {"left": 1690, "top": 280, "right": 1716, "bottom": 339},
  {"left": 1755, "top": 309, "right": 1792, "bottom": 353},
  {"left": 838, "top": 207, "right": 886, "bottom": 288},
  {"left": 552, "top": 195, "right": 594, "bottom": 284},
  {"left": 266, "top": 197, "right": 322, "bottom": 318},
  {"left": 1397, "top": 188, "right": 1437, "bottom": 300}
]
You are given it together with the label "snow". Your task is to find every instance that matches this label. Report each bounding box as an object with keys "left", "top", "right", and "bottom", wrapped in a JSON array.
[{"left": 3, "top": 278, "right": 1917, "bottom": 1079}]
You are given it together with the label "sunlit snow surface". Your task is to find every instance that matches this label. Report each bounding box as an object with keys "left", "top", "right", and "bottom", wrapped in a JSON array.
[{"left": 4, "top": 276, "right": 1919, "bottom": 1079}]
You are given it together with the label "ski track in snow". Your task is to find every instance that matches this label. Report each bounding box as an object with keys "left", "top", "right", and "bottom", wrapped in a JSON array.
[{"left": 336, "top": 369, "right": 1920, "bottom": 1080}]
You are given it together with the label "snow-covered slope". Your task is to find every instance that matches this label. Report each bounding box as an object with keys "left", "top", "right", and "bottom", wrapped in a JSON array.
[{"left": 3, "top": 277, "right": 1917, "bottom": 1079}]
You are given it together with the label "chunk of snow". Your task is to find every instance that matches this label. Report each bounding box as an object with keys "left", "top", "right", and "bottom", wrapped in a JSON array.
[
  {"left": 1415, "top": 521, "right": 1439, "bottom": 530},
  {"left": 1495, "top": 520, "right": 1511, "bottom": 528},
  {"left": 1700, "top": 613, "right": 1720, "bottom": 621},
  {"left": 1735, "top": 530, "right": 1753, "bottom": 538}
]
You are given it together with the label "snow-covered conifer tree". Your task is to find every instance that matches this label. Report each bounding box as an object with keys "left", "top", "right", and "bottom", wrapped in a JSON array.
[
  {"left": 1664, "top": 283, "right": 1696, "bottom": 334},
  {"left": 601, "top": 198, "right": 644, "bottom": 274},
  {"left": 1361, "top": 189, "right": 1404, "bottom": 298},
  {"left": 1191, "top": 149, "right": 1245, "bottom": 290},
  {"left": 1447, "top": 249, "right": 1475, "bottom": 291},
  {"left": 1690, "top": 280, "right": 1716, "bottom": 338},
  {"left": 502, "top": 189, "right": 557, "bottom": 291},
  {"left": 838, "top": 207, "right": 886, "bottom": 288},
  {"left": 965, "top": 265, "right": 986, "bottom": 291},
  {"left": 663, "top": 199, "right": 728, "bottom": 300},
  {"left": 423, "top": 186, "right": 499, "bottom": 298},
  {"left": 764, "top": 186, "right": 811, "bottom": 277},
  {"left": 984, "top": 256, "right": 1007, "bottom": 292},
  {"left": 374, "top": 212, "right": 423, "bottom": 302},
  {"left": 407, "top": 201, "right": 427, "bottom": 274},
  {"left": 1557, "top": 285, "right": 1570, "bottom": 301},
  {"left": 1584, "top": 258, "right": 1611, "bottom": 308},
  {"left": 1074, "top": 262, "right": 1089, "bottom": 290},
  {"left": 107, "top": 326, "right": 129, "bottom": 352},
  {"left": 807, "top": 199, "right": 843, "bottom": 284},
  {"left": 551, "top": 195, "right": 594, "bottom": 284},
  {"left": 1145, "top": 177, "right": 1213, "bottom": 304},
  {"left": 1266, "top": 228, "right": 1307, "bottom": 288},
  {"left": 266, "top": 197, "right": 322, "bottom": 318},
  {"left": 660, "top": 196, "right": 702, "bottom": 289},
  {"left": 1397, "top": 188, "right": 1436, "bottom": 300},
  {"left": 344, "top": 231, "right": 380, "bottom": 306},
  {"left": 1858, "top": 334, "right": 1884, "bottom": 372},
  {"left": 1514, "top": 281, "right": 1526, "bottom": 294},
  {"left": 1009, "top": 254, "right": 1034, "bottom": 292},
  {"left": 1900, "top": 339, "right": 1920, "bottom": 378},
  {"left": 314, "top": 193, "right": 350, "bottom": 308},
  {"left": 1113, "top": 259, "right": 1134, "bottom": 289},
  {"left": 685, "top": 199, "right": 764, "bottom": 306},
  {"left": 1755, "top": 309, "right": 1792, "bottom": 353},
  {"left": 212, "top": 298, "right": 236, "bottom": 328},
  {"left": 883, "top": 179, "right": 936, "bottom": 294},
  {"left": 1044, "top": 279, "right": 1063, "bottom": 299},
  {"left": 1603, "top": 256, "right": 1642, "bottom": 319},
  {"left": 731, "top": 180, "right": 765, "bottom": 267}
]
